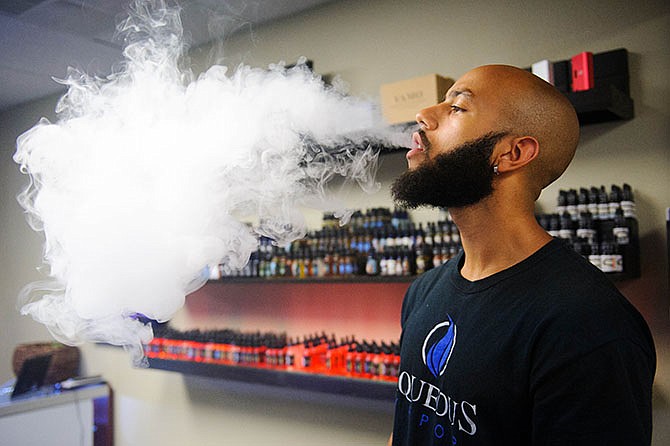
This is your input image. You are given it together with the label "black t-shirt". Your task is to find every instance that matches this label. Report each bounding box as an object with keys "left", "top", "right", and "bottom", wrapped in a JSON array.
[{"left": 392, "top": 238, "right": 655, "bottom": 445}]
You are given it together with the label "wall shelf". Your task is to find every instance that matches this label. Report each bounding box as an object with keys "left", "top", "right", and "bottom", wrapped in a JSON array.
[
  {"left": 147, "top": 358, "right": 396, "bottom": 401},
  {"left": 209, "top": 275, "right": 414, "bottom": 284},
  {"left": 565, "top": 84, "right": 634, "bottom": 125},
  {"left": 211, "top": 262, "right": 637, "bottom": 284}
]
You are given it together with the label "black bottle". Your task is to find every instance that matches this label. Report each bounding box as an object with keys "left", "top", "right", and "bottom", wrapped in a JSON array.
[
  {"left": 598, "top": 186, "right": 610, "bottom": 220},
  {"left": 576, "top": 212, "right": 597, "bottom": 246},
  {"left": 609, "top": 185, "right": 622, "bottom": 220},
  {"left": 612, "top": 208, "right": 630, "bottom": 246},
  {"left": 587, "top": 187, "right": 600, "bottom": 217},
  {"left": 559, "top": 211, "right": 576, "bottom": 241},
  {"left": 600, "top": 238, "right": 623, "bottom": 273},
  {"left": 556, "top": 190, "right": 567, "bottom": 214},
  {"left": 577, "top": 187, "right": 590, "bottom": 216},
  {"left": 621, "top": 184, "right": 636, "bottom": 219},
  {"left": 566, "top": 189, "right": 578, "bottom": 220}
]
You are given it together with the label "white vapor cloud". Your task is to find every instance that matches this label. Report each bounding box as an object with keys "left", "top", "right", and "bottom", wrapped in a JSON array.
[{"left": 13, "top": 0, "right": 407, "bottom": 363}]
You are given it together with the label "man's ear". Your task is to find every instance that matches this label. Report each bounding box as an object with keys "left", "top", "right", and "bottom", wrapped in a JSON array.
[{"left": 495, "top": 136, "right": 539, "bottom": 173}]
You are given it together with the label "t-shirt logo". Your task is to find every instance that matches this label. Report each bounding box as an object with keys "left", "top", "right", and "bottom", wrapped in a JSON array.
[{"left": 421, "top": 314, "right": 457, "bottom": 378}]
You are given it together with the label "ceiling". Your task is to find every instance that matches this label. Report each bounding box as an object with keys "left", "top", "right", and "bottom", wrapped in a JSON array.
[{"left": 0, "top": 0, "right": 336, "bottom": 112}]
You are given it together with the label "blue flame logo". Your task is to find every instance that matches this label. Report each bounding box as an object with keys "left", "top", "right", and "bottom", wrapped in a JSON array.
[{"left": 422, "top": 315, "right": 457, "bottom": 378}]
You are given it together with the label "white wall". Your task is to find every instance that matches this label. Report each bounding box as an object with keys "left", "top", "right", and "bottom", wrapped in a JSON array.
[{"left": 1, "top": 0, "right": 668, "bottom": 444}]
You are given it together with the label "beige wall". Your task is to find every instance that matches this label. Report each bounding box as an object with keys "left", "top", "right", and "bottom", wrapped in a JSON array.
[{"left": 1, "top": 0, "right": 668, "bottom": 444}]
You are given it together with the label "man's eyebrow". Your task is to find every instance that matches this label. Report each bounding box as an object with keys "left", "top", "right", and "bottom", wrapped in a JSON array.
[{"left": 446, "top": 89, "right": 473, "bottom": 100}]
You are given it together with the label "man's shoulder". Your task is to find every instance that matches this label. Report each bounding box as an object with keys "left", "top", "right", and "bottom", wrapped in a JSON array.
[{"left": 527, "top": 247, "right": 654, "bottom": 359}]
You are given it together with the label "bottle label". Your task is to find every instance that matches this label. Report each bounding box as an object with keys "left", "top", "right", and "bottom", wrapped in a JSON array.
[
  {"left": 589, "top": 254, "right": 602, "bottom": 270},
  {"left": 621, "top": 201, "right": 636, "bottom": 219},
  {"left": 558, "top": 229, "right": 575, "bottom": 240},
  {"left": 613, "top": 227, "right": 630, "bottom": 245},
  {"left": 576, "top": 228, "right": 596, "bottom": 244},
  {"left": 600, "top": 254, "right": 623, "bottom": 273},
  {"left": 609, "top": 202, "right": 621, "bottom": 217},
  {"left": 416, "top": 257, "right": 425, "bottom": 274},
  {"left": 598, "top": 203, "right": 610, "bottom": 220}
]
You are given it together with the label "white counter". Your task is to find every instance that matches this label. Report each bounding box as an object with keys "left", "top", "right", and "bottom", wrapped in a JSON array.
[{"left": 0, "top": 383, "right": 111, "bottom": 446}]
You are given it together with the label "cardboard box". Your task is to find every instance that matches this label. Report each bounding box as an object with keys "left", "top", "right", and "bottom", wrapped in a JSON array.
[{"left": 380, "top": 74, "right": 454, "bottom": 124}]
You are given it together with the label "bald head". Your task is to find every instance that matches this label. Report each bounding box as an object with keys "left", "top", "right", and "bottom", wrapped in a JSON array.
[{"left": 457, "top": 65, "right": 580, "bottom": 193}]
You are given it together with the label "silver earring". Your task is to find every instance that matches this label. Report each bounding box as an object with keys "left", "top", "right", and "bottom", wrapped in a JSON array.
[{"left": 493, "top": 164, "right": 499, "bottom": 175}]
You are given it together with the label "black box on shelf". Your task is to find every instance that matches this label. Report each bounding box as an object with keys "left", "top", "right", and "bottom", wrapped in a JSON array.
[
  {"left": 593, "top": 48, "right": 630, "bottom": 95},
  {"left": 553, "top": 60, "right": 571, "bottom": 93}
]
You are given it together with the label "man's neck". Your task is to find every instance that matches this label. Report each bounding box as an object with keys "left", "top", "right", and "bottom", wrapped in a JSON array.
[{"left": 449, "top": 198, "right": 552, "bottom": 281}]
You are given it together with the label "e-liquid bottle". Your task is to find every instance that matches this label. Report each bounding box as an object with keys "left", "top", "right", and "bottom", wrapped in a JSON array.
[
  {"left": 345, "top": 339, "right": 356, "bottom": 374},
  {"left": 559, "top": 212, "right": 575, "bottom": 241},
  {"left": 353, "top": 343, "right": 365, "bottom": 376},
  {"left": 289, "top": 251, "right": 299, "bottom": 277},
  {"left": 547, "top": 214, "right": 560, "bottom": 238},
  {"left": 612, "top": 208, "right": 630, "bottom": 246},
  {"left": 600, "top": 239, "right": 623, "bottom": 273},
  {"left": 572, "top": 238, "right": 591, "bottom": 260},
  {"left": 394, "top": 251, "right": 404, "bottom": 276},
  {"left": 432, "top": 244, "right": 443, "bottom": 269},
  {"left": 285, "top": 337, "right": 297, "bottom": 367},
  {"left": 566, "top": 189, "right": 578, "bottom": 220},
  {"left": 413, "top": 247, "right": 425, "bottom": 275},
  {"left": 576, "top": 212, "right": 597, "bottom": 246},
  {"left": 401, "top": 249, "right": 412, "bottom": 275},
  {"left": 391, "top": 342, "right": 401, "bottom": 377},
  {"left": 588, "top": 241, "right": 602, "bottom": 271},
  {"left": 556, "top": 190, "right": 567, "bottom": 215},
  {"left": 621, "top": 183, "right": 636, "bottom": 219},
  {"left": 416, "top": 223, "right": 425, "bottom": 248},
  {"left": 598, "top": 186, "right": 610, "bottom": 220},
  {"left": 365, "top": 248, "right": 379, "bottom": 275},
  {"left": 587, "top": 187, "right": 600, "bottom": 218},
  {"left": 424, "top": 223, "right": 434, "bottom": 247},
  {"left": 609, "top": 185, "right": 622, "bottom": 220},
  {"left": 577, "top": 188, "right": 590, "bottom": 216},
  {"left": 390, "top": 250, "right": 401, "bottom": 275}
]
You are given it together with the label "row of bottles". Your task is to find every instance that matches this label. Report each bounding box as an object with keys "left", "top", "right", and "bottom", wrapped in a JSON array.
[
  {"left": 556, "top": 183, "right": 636, "bottom": 221},
  {"left": 323, "top": 207, "right": 412, "bottom": 231},
  {"left": 143, "top": 325, "right": 400, "bottom": 381},
  {"left": 207, "top": 184, "right": 640, "bottom": 280},
  {"left": 209, "top": 207, "right": 463, "bottom": 280},
  {"left": 539, "top": 183, "right": 639, "bottom": 276}
]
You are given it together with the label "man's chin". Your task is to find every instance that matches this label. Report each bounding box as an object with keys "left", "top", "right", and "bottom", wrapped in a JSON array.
[{"left": 406, "top": 151, "right": 430, "bottom": 169}]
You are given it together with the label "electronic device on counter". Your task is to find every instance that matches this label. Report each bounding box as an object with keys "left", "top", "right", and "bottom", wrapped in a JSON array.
[
  {"left": 57, "top": 375, "right": 105, "bottom": 390},
  {"left": 10, "top": 354, "right": 52, "bottom": 399}
]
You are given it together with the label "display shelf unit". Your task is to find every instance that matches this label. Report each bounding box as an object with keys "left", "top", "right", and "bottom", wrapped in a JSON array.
[
  {"left": 147, "top": 358, "right": 396, "bottom": 400},
  {"left": 145, "top": 277, "right": 408, "bottom": 399},
  {"left": 552, "top": 48, "right": 634, "bottom": 125}
]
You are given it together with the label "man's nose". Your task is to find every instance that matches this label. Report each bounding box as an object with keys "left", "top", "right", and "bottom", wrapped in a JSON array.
[{"left": 416, "top": 104, "right": 440, "bottom": 130}]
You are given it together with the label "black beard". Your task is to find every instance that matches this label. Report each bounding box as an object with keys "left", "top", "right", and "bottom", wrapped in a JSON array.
[{"left": 391, "top": 131, "right": 507, "bottom": 209}]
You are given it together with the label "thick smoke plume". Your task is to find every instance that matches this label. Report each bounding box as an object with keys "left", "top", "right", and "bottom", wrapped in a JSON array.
[{"left": 13, "top": 0, "right": 407, "bottom": 363}]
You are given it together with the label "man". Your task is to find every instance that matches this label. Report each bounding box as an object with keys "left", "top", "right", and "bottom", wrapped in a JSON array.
[{"left": 388, "top": 65, "right": 655, "bottom": 445}]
